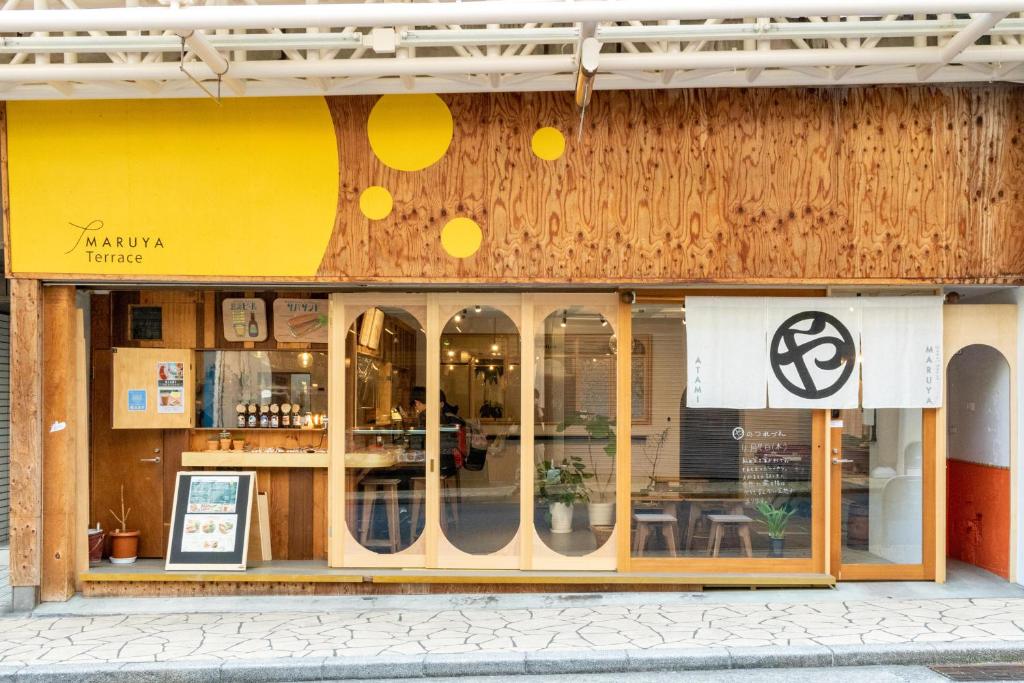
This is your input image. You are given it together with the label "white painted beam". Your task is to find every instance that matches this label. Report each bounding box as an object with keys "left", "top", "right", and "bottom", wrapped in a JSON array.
[
  {"left": 2, "top": 1, "right": 1023, "bottom": 34},
  {"left": 917, "top": 11, "right": 1009, "bottom": 80}
]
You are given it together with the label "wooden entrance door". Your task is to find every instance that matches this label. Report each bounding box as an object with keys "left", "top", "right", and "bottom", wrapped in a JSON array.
[{"left": 90, "top": 350, "right": 166, "bottom": 557}]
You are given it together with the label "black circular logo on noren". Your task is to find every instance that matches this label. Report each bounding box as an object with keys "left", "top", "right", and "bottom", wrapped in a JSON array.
[{"left": 770, "top": 311, "right": 855, "bottom": 400}]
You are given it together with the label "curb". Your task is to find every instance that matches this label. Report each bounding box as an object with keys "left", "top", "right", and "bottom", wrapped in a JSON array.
[{"left": 5, "top": 640, "right": 1024, "bottom": 681}]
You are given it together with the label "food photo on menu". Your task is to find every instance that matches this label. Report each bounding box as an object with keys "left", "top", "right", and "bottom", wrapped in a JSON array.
[{"left": 181, "top": 514, "right": 237, "bottom": 553}]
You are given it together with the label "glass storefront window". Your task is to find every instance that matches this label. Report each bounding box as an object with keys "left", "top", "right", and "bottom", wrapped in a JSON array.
[
  {"left": 535, "top": 306, "right": 616, "bottom": 556},
  {"left": 837, "top": 408, "right": 923, "bottom": 564},
  {"left": 439, "top": 305, "right": 521, "bottom": 555},
  {"left": 196, "top": 350, "right": 328, "bottom": 429},
  {"left": 344, "top": 307, "right": 426, "bottom": 555},
  {"left": 631, "top": 304, "right": 813, "bottom": 559}
]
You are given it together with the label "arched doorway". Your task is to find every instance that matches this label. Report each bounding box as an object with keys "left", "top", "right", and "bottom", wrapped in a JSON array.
[{"left": 946, "top": 344, "right": 1011, "bottom": 578}]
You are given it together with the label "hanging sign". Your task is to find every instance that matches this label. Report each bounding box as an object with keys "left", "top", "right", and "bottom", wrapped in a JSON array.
[
  {"left": 166, "top": 471, "right": 255, "bottom": 571},
  {"left": 273, "top": 298, "right": 329, "bottom": 343},
  {"left": 861, "top": 296, "right": 943, "bottom": 408},
  {"left": 222, "top": 298, "right": 268, "bottom": 342},
  {"left": 766, "top": 298, "right": 861, "bottom": 409},
  {"left": 686, "top": 297, "right": 767, "bottom": 409}
]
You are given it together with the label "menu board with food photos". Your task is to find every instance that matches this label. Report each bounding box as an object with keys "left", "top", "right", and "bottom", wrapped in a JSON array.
[{"left": 166, "top": 471, "right": 254, "bottom": 570}]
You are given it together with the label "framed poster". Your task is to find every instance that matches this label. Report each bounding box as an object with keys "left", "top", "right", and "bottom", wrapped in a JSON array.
[
  {"left": 273, "top": 298, "right": 328, "bottom": 343},
  {"left": 166, "top": 471, "right": 255, "bottom": 571},
  {"left": 222, "top": 298, "right": 268, "bottom": 342}
]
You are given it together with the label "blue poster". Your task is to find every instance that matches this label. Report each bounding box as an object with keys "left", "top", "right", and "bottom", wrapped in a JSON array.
[{"left": 127, "top": 389, "right": 147, "bottom": 412}]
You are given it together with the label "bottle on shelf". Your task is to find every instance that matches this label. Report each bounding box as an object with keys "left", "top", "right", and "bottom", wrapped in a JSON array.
[
  {"left": 292, "top": 404, "right": 302, "bottom": 428},
  {"left": 236, "top": 403, "right": 246, "bottom": 429},
  {"left": 247, "top": 402, "right": 258, "bottom": 428},
  {"left": 270, "top": 404, "right": 280, "bottom": 429},
  {"left": 259, "top": 404, "right": 270, "bottom": 429},
  {"left": 281, "top": 403, "right": 291, "bottom": 428}
]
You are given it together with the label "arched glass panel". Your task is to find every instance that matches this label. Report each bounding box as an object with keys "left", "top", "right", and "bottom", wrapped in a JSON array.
[
  {"left": 439, "top": 305, "right": 522, "bottom": 554},
  {"left": 344, "top": 307, "right": 426, "bottom": 554},
  {"left": 535, "top": 306, "right": 616, "bottom": 556}
]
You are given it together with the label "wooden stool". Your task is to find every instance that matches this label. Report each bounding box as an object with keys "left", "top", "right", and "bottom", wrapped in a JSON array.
[
  {"left": 632, "top": 512, "right": 679, "bottom": 557},
  {"left": 410, "top": 474, "right": 460, "bottom": 534},
  {"left": 359, "top": 477, "right": 401, "bottom": 553},
  {"left": 705, "top": 514, "right": 753, "bottom": 558}
]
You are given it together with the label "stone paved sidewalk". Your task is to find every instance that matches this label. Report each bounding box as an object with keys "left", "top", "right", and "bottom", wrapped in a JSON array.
[{"left": 2, "top": 595, "right": 1024, "bottom": 668}]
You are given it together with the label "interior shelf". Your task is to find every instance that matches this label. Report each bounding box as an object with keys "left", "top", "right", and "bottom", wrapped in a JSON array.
[{"left": 181, "top": 451, "right": 329, "bottom": 468}]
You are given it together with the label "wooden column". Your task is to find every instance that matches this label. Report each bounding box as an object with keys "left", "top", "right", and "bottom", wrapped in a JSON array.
[
  {"left": 41, "top": 285, "right": 79, "bottom": 601},
  {"left": 9, "top": 279, "right": 42, "bottom": 605}
]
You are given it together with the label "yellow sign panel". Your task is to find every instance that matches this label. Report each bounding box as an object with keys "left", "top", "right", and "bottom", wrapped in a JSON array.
[{"left": 6, "top": 97, "right": 339, "bottom": 278}]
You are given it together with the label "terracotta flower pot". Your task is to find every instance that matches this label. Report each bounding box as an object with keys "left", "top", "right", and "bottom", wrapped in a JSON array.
[{"left": 109, "top": 530, "right": 140, "bottom": 564}]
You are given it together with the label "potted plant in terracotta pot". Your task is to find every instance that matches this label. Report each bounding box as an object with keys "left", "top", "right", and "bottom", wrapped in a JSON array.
[
  {"left": 108, "top": 484, "right": 139, "bottom": 564},
  {"left": 535, "top": 457, "right": 590, "bottom": 534},
  {"left": 557, "top": 412, "right": 616, "bottom": 527},
  {"left": 754, "top": 500, "right": 796, "bottom": 558}
]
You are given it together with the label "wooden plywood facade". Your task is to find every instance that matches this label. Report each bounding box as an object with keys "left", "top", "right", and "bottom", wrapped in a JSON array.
[
  {"left": 322, "top": 86, "right": 1024, "bottom": 285},
  {"left": 2, "top": 85, "right": 1023, "bottom": 285}
]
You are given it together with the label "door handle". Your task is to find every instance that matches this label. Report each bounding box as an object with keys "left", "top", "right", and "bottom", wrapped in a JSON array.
[
  {"left": 140, "top": 456, "right": 161, "bottom": 464},
  {"left": 831, "top": 458, "right": 853, "bottom": 465}
]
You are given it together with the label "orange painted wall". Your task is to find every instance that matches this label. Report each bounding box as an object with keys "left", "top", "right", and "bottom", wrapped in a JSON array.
[{"left": 947, "top": 458, "right": 1010, "bottom": 578}]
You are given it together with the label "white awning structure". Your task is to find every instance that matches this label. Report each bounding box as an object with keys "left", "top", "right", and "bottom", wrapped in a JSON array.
[{"left": 0, "top": 1, "right": 1021, "bottom": 100}]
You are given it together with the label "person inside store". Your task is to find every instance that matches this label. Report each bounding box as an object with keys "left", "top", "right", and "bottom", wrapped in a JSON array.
[{"left": 408, "top": 386, "right": 464, "bottom": 478}]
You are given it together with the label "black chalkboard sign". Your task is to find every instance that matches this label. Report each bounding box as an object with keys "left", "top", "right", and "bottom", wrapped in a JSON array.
[
  {"left": 166, "top": 471, "right": 254, "bottom": 571},
  {"left": 129, "top": 305, "right": 163, "bottom": 341}
]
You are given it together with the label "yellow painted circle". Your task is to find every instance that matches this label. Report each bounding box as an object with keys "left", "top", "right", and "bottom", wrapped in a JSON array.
[
  {"left": 441, "top": 217, "right": 482, "bottom": 259},
  {"left": 367, "top": 94, "right": 453, "bottom": 172},
  {"left": 531, "top": 127, "right": 565, "bottom": 161},
  {"left": 359, "top": 186, "right": 393, "bottom": 220}
]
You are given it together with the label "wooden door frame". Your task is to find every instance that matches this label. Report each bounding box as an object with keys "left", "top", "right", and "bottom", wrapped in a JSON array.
[
  {"left": 829, "top": 409, "right": 937, "bottom": 581},
  {"left": 328, "top": 292, "right": 431, "bottom": 569}
]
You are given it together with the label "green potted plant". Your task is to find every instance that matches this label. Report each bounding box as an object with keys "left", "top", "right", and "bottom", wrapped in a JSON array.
[
  {"left": 535, "top": 457, "right": 590, "bottom": 534},
  {"left": 557, "top": 412, "right": 615, "bottom": 526},
  {"left": 754, "top": 500, "right": 796, "bottom": 558}
]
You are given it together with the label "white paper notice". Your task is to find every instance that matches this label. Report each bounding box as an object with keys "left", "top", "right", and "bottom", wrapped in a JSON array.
[{"left": 156, "top": 361, "right": 185, "bottom": 414}]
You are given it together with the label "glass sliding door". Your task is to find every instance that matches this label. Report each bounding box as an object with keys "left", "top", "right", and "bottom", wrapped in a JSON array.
[
  {"left": 330, "top": 292, "right": 622, "bottom": 571},
  {"left": 435, "top": 302, "right": 522, "bottom": 567},
  {"left": 330, "top": 294, "right": 429, "bottom": 568},
  {"left": 532, "top": 296, "right": 619, "bottom": 569},
  {"left": 831, "top": 408, "right": 934, "bottom": 580}
]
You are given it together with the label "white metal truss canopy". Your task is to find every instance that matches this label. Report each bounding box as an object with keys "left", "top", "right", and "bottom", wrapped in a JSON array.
[{"left": 0, "top": 0, "right": 1022, "bottom": 100}]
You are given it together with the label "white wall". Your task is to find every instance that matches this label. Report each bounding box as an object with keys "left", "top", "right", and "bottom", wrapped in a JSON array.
[{"left": 947, "top": 345, "right": 1011, "bottom": 467}]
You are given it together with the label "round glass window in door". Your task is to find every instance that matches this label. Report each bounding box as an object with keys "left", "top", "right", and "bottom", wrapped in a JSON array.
[
  {"left": 535, "top": 307, "right": 616, "bottom": 556},
  {"left": 439, "top": 306, "right": 521, "bottom": 555},
  {"left": 344, "top": 307, "right": 427, "bottom": 554}
]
